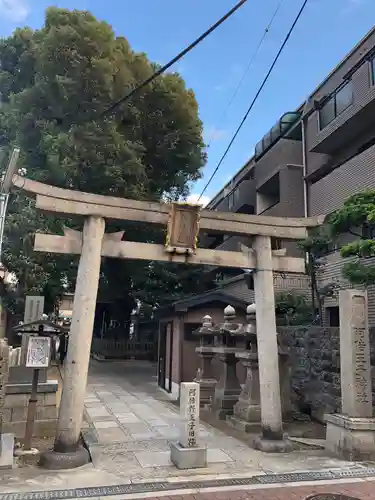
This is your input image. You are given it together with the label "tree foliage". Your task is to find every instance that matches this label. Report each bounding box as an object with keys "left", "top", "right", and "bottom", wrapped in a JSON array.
[
  {"left": 0, "top": 8, "right": 208, "bottom": 315},
  {"left": 275, "top": 291, "right": 312, "bottom": 325},
  {"left": 297, "top": 227, "right": 338, "bottom": 324},
  {"left": 328, "top": 190, "right": 375, "bottom": 286}
]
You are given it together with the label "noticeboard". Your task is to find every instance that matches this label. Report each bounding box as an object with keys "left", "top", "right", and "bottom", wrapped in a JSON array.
[{"left": 25, "top": 336, "right": 51, "bottom": 368}]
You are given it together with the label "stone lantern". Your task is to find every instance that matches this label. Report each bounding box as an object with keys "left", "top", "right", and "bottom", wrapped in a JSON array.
[
  {"left": 195, "top": 305, "right": 250, "bottom": 420},
  {"left": 229, "top": 303, "right": 262, "bottom": 431},
  {"left": 193, "top": 315, "right": 217, "bottom": 409}
]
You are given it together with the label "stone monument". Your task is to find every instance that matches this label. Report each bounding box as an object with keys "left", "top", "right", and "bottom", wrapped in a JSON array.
[
  {"left": 325, "top": 289, "right": 375, "bottom": 460},
  {"left": 170, "top": 382, "right": 207, "bottom": 469},
  {"left": 0, "top": 338, "right": 14, "bottom": 469}
]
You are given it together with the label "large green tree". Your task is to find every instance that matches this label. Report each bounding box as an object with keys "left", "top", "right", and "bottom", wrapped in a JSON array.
[
  {"left": 328, "top": 190, "right": 375, "bottom": 286},
  {"left": 0, "top": 8, "right": 208, "bottom": 315}
]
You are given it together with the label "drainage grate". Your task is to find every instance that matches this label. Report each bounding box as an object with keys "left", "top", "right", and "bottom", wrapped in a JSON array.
[{"left": 0, "top": 468, "right": 374, "bottom": 500}]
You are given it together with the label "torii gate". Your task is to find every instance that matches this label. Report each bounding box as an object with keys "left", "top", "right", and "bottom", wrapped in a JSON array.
[{"left": 12, "top": 175, "right": 323, "bottom": 468}]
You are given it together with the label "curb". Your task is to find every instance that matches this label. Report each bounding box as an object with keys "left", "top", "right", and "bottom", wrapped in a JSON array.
[{"left": 1, "top": 467, "right": 375, "bottom": 500}]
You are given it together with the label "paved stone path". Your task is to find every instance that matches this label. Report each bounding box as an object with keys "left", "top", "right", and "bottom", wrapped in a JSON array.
[
  {"left": 81, "top": 361, "right": 370, "bottom": 482},
  {"left": 1, "top": 360, "right": 375, "bottom": 496}
]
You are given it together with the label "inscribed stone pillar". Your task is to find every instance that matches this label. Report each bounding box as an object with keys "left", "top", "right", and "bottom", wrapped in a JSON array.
[
  {"left": 339, "top": 289, "right": 372, "bottom": 418},
  {"left": 252, "top": 235, "right": 291, "bottom": 452},
  {"left": 325, "top": 289, "right": 375, "bottom": 461},
  {"left": 170, "top": 382, "right": 207, "bottom": 469},
  {"left": 41, "top": 216, "right": 105, "bottom": 469}
]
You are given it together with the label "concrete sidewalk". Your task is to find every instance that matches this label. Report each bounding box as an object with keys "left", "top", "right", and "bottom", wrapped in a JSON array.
[{"left": 0, "top": 360, "right": 375, "bottom": 498}]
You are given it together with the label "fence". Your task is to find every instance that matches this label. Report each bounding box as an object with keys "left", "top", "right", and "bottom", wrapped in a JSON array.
[{"left": 91, "top": 337, "right": 157, "bottom": 360}]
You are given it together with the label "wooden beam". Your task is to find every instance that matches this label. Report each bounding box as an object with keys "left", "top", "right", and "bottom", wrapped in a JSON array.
[
  {"left": 14, "top": 176, "right": 324, "bottom": 240},
  {"left": 34, "top": 233, "right": 306, "bottom": 273}
]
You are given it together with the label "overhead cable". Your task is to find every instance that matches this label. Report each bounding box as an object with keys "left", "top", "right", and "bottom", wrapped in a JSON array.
[
  {"left": 197, "top": 0, "right": 309, "bottom": 203},
  {"left": 205, "top": 0, "right": 284, "bottom": 151},
  {"left": 101, "top": 0, "right": 249, "bottom": 118}
]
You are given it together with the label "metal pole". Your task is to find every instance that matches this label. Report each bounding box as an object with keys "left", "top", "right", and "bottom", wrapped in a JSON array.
[
  {"left": 0, "top": 147, "right": 20, "bottom": 262},
  {"left": 1, "top": 147, "right": 20, "bottom": 194},
  {"left": 23, "top": 367, "right": 39, "bottom": 450}
]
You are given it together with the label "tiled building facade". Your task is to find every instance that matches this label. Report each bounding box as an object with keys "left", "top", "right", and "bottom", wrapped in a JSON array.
[{"left": 203, "top": 26, "right": 375, "bottom": 325}]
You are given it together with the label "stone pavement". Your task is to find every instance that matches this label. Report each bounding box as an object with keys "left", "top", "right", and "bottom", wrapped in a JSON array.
[
  {"left": 79, "top": 361, "right": 368, "bottom": 482},
  {"left": 1, "top": 360, "right": 375, "bottom": 497}
]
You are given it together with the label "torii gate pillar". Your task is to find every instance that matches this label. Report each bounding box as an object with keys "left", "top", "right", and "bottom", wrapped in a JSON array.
[
  {"left": 40, "top": 216, "right": 105, "bottom": 469},
  {"left": 253, "top": 235, "right": 292, "bottom": 452}
]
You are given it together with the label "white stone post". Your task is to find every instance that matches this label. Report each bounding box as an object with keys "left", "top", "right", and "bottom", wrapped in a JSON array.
[
  {"left": 340, "top": 290, "right": 372, "bottom": 418},
  {"left": 170, "top": 382, "right": 207, "bottom": 469},
  {"left": 252, "top": 235, "right": 291, "bottom": 452},
  {"left": 325, "top": 289, "right": 375, "bottom": 460},
  {"left": 41, "top": 216, "right": 105, "bottom": 468}
]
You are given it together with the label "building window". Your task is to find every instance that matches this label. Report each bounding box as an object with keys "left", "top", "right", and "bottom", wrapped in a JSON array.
[
  {"left": 228, "top": 191, "right": 234, "bottom": 209},
  {"left": 319, "top": 81, "right": 353, "bottom": 130},
  {"left": 335, "top": 83, "right": 354, "bottom": 115},
  {"left": 237, "top": 204, "right": 254, "bottom": 215},
  {"left": 208, "top": 234, "right": 224, "bottom": 249},
  {"left": 363, "top": 223, "right": 375, "bottom": 239},
  {"left": 257, "top": 173, "right": 280, "bottom": 213},
  {"left": 244, "top": 271, "right": 254, "bottom": 290},
  {"left": 326, "top": 306, "right": 339, "bottom": 327},
  {"left": 319, "top": 98, "right": 335, "bottom": 129},
  {"left": 371, "top": 56, "right": 375, "bottom": 85},
  {"left": 234, "top": 187, "right": 240, "bottom": 205},
  {"left": 271, "top": 238, "right": 282, "bottom": 250}
]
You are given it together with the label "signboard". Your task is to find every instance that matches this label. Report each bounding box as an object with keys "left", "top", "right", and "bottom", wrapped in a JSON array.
[
  {"left": 24, "top": 296, "right": 45, "bottom": 325},
  {"left": 165, "top": 203, "right": 200, "bottom": 255},
  {"left": 25, "top": 336, "right": 51, "bottom": 368}
]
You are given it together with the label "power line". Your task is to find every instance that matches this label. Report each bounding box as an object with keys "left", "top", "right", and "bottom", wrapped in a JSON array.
[
  {"left": 101, "top": 0, "right": 249, "bottom": 118},
  {"left": 198, "top": 0, "right": 309, "bottom": 203},
  {"left": 205, "top": 0, "right": 284, "bottom": 151}
]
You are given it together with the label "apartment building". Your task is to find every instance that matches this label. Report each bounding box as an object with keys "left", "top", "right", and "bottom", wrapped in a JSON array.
[{"left": 204, "top": 25, "right": 375, "bottom": 324}]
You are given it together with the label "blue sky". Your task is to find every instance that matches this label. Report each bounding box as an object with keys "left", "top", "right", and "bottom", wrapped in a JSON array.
[{"left": 1, "top": 0, "right": 374, "bottom": 204}]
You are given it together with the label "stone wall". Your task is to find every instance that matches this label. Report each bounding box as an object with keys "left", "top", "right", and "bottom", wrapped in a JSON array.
[
  {"left": 279, "top": 326, "right": 375, "bottom": 423},
  {"left": 3, "top": 382, "right": 58, "bottom": 438},
  {"left": 279, "top": 326, "right": 340, "bottom": 422}
]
